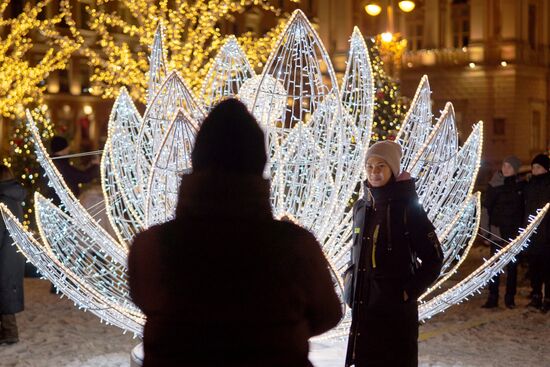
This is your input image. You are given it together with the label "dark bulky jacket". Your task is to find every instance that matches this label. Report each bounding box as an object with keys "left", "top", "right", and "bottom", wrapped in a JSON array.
[
  {"left": 483, "top": 172, "right": 525, "bottom": 232},
  {"left": 129, "top": 172, "right": 342, "bottom": 367},
  {"left": 0, "top": 179, "right": 26, "bottom": 314},
  {"left": 345, "top": 178, "right": 443, "bottom": 367},
  {"left": 524, "top": 172, "right": 550, "bottom": 254}
]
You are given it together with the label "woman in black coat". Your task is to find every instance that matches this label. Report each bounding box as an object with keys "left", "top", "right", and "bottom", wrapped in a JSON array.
[
  {"left": 524, "top": 154, "right": 550, "bottom": 312},
  {"left": 344, "top": 141, "right": 443, "bottom": 367},
  {"left": 0, "top": 165, "right": 26, "bottom": 345},
  {"left": 129, "top": 99, "right": 342, "bottom": 367}
]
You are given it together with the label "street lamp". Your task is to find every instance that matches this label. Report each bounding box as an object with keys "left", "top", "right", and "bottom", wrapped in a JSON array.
[
  {"left": 397, "top": 1, "right": 416, "bottom": 13},
  {"left": 364, "top": 0, "right": 416, "bottom": 37},
  {"left": 366, "top": 1, "right": 417, "bottom": 15},
  {"left": 365, "top": 3, "right": 382, "bottom": 16}
]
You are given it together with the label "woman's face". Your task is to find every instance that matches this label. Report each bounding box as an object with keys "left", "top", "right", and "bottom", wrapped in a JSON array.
[{"left": 366, "top": 156, "right": 392, "bottom": 187}]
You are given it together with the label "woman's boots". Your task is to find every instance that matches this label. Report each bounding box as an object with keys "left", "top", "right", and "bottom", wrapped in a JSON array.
[{"left": 0, "top": 314, "right": 19, "bottom": 345}]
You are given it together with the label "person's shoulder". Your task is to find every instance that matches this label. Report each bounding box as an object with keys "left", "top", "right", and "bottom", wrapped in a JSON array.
[
  {"left": 272, "top": 219, "right": 315, "bottom": 240},
  {"left": 130, "top": 221, "right": 173, "bottom": 257},
  {"left": 271, "top": 219, "right": 322, "bottom": 253}
]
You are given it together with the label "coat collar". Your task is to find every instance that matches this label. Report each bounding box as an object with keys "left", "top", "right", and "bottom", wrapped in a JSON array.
[
  {"left": 530, "top": 171, "right": 550, "bottom": 184},
  {"left": 364, "top": 179, "right": 417, "bottom": 208},
  {"left": 175, "top": 171, "right": 273, "bottom": 220}
]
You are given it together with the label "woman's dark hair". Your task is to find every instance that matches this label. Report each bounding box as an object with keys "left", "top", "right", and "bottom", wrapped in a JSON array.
[
  {"left": 191, "top": 98, "right": 267, "bottom": 175},
  {"left": 0, "top": 164, "right": 14, "bottom": 181}
]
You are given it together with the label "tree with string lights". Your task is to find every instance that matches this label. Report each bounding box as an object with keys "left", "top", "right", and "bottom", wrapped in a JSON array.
[
  {"left": 0, "top": 1, "right": 80, "bottom": 119},
  {"left": 53, "top": 0, "right": 290, "bottom": 102},
  {"left": 1, "top": 1, "right": 80, "bottom": 226},
  {"left": 367, "top": 38, "right": 408, "bottom": 142}
]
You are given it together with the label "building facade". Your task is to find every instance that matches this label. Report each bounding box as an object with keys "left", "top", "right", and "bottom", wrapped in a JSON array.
[{"left": 1, "top": 0, "right": 549, "bottom": 173}]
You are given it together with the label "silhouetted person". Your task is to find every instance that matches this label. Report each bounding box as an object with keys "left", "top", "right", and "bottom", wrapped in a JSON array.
[
  {"left": 482, "top": 156, "right": 524, "bottom": 309},
  {"left": 344, "top": 141, "right": 443, "bottom": 367},
  {"left": 524, "top": 154, "right": 550, "bottom": 312},
  {"left": 0, "top": 165, "right": 26, "bottom": 345},
  {"left": 129, "top": 99, "right": 342, "bottom": 367}
]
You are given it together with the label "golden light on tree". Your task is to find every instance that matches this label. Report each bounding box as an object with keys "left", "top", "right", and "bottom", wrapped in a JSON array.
[
  {"left": 0, "top": 0, "right": 81, "bottom": 119},
  {"left": 62, "top": 0, "right": 289, "bottom": 103}
]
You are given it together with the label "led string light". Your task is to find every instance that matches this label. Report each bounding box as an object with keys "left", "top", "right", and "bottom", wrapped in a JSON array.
[
  {"left": 200, "top": 35, "right": 256, "bottom": 112},
  {"left": 418, "top": 205, "right": 550, "bottom": 321},
  {"left": 0, "top": 203, "right": 145, "bottom": 336},
  {"left": 396, "top": 75, "right": 434, "bottom": 171},
  {"left": 145, "top": 109, "right": 198, "bottom": 227},
  {"left": 25, "top": 111, "right": 128, "bottom": 262}
]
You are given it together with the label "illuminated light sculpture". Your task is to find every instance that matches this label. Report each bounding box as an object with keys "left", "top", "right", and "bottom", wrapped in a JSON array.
[{"left": 1, "top": 10, "right": 548, "bottom": 341}]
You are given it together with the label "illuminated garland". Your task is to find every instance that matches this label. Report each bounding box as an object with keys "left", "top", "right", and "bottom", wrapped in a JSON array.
[
  {"left": 0, "top": 1, "right": 80, "bottom": 119},
  {"left": 1, "top": 11, "right": 548, "bottom": 341},
  {"left": 55, "top": 0, "right": 290, "bottom": 101}
]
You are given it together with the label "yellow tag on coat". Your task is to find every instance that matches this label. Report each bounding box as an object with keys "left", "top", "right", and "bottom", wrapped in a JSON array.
[{"left": 354, "top": 227, "right": 360, "bottom": 234}]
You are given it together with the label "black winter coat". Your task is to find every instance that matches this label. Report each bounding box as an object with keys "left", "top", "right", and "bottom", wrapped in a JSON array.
[
  {"left": 0, "top": 179, "right": 26, "bottom": 314},
  {"left": 524, "top": 172, "right": 550, "bottom": 254},
  {"left": 345, "top": 179, "right": 443, "bottom": 367},
  {"left": 483, "top": 173, "right": 524, "bottom": 231},
  {"left": 129, "top": 172, "right": 342, "bottom": 367}
]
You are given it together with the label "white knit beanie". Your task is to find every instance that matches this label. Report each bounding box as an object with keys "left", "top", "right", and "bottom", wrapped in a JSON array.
[{"left": 365, "top": 141, "right": 402, "bottom": 177}]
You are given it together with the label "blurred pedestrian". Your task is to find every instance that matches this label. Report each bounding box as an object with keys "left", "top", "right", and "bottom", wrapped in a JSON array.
[
  {"left": 128, "top": 99, "right": 342, "bottom": 367},
  {"left": 45, "top": 136, "right": 100, "bottom": 206},
  {"left": 0, "top": 165, "right": 26, "bottom": 345},
  {"left": 482, "top": 156, "right": 524, "bottom": 308},
  {"left": 524, "top": 154, "right": 550, "bottom": 312},
  {"left": 344, "top": 141, "right": 443, "bottom": 367}
]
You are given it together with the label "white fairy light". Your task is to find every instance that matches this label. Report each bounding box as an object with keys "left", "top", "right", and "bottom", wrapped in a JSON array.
[
  {"left": 201, "top": 36, "right": 256, "bottom": 112},
  {"left": 239, "top": 75, "right": 287, "bottom": 128},
  {"left": 145, "top": 109, "right": 198, "bottom": 227},
  {"left": 1, "top": 11, "right": 547, "bottom": 341}
]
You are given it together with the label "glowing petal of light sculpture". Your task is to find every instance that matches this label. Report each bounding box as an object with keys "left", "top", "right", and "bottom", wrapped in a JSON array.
[
  {"left": 136, "top": 71, "right": 205, "bottom": 194},
  {"left": 419, "top": 193, "right": 481, "bottom": 301},
  {"left": 148, "top": 25, "right": 168, "bottom": 106},
  {"left": 397, "top": 75, "right": 434, "bottom": 172},
  {"left": 0, "top": 203, "right": 145, "bottom": 335},
  {"left": 419, "top": 204, "right": 549, "bottom": 321},
  {"left": 2, "top": 11, "right": 548, "bottom": 341},
  {"left": 34, "top": 193, "right": 133, "bottom": 309},
  {"left": 410, "top": 102, "right": 459, "bottom": 218},
  {"left": 146, "top": 109, "right": 198, "bottom": 227},
  {"left": 200, "top": 36, "right": 256, "bottom": 112},
  {"left": 25, "top": 111, "right": 127, "bottom": 264},
  {"left": 431, "top": 122, "right": 483, "bottom": 231},
  {"left": 102, "top": 88, "right": 146, "bottom": 247}
]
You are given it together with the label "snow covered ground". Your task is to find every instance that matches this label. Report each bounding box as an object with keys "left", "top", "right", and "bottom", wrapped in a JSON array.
[{"left": 1, "top": 246, "right": 549, "bottom": 367}]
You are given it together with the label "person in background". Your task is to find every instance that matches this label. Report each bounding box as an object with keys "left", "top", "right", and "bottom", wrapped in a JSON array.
[
  {"left": 0, "top": 165, "right": 26, "bottom": 345},
  {"left": 482, "top": 156, "right": 524, "bottom": 309},
  {"left": 344, "top": 141, "right": 443, "bottom": 367},
  {"left": 524, "top": 154, "right": 550, "bottom": 312},
  {"left": 128, "top": 99, "right": 342, "bottom": 367},
  {"left": 45, "top": 136, "right": 100, "bottom": 206}
]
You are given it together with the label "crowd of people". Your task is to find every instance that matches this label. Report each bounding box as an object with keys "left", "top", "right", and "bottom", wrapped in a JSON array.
[
  {"left": 481, "top": 153, "right": 550, "bottom": 312},
  {"left": 0, "top": 98, "right": 549, "bottom": 367}
]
